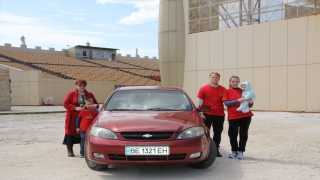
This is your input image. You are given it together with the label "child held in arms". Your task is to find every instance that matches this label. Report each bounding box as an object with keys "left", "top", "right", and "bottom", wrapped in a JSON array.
[
  {"left": 236, "top": 82, "right": 256, "bottom": 113},
  {"left": 76, "top": 98, "right": 99, "bottom": 157}
]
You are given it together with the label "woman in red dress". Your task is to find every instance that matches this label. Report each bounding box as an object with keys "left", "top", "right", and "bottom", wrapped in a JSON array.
[{"left": 62, "top": 78, "right": 98, "bottom": 157}]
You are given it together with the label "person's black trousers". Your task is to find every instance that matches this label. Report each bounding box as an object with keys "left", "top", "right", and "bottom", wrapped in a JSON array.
[
  {"left": 203, "top": 114, "right": 225, "bottom": 148},
  {"left": 228, "top": 116, "right": 251, "bottom": 152}
]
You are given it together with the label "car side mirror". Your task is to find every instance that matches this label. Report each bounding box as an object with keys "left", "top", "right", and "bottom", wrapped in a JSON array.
[{"left": 197, "top": 105, "right": 210, "bottom": 112}]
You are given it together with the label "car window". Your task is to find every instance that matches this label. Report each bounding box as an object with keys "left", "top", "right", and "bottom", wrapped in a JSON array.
[{"left": 105, "top": 90, "right": 193, "bottom": 111}]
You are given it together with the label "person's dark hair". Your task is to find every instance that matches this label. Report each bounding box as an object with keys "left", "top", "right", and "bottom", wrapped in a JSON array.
[
  {"left": 229, "top": 75, "right": 240, "bottom": 88},
  {"left": 75, "top": 78, "right": 87, "bottom": 86}
]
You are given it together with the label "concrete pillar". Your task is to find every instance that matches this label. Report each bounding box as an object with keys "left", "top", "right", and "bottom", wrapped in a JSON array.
[
  {"left": 158, "top": 0, "right": 185, "bottom": 88},
  {"left": 0, "top": 68, "right": 11, "bottom": 111}
]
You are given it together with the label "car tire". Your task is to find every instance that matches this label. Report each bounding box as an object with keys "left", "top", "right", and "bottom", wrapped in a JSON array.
[
  {"left": 187, "top": 138, "right": 216, "bottom": 169},
  {"left": 84, "top": 148, "right": 109, "bottom": 171}
]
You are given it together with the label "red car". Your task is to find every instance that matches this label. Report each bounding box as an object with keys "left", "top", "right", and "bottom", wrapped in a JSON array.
[{"left": 85, "top": 86, "right": 216, "bottom": 170}]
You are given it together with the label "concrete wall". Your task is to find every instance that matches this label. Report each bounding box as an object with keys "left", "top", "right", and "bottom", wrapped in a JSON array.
[
  {"left": 158, "top": 0, "right": 185, "bottom": 88},
  {"left": 0, "top": 68, "right": 11, "bottom": 111},
  {"left": 182, "top": 14, "right": 320, "bottom": 112},
  {"left": 0, "top": 65, "right": 115, "bottom": 105},
  {"left": 117, "top": 54, "right": 159, "bottom": 62},
  {"left": 0, "top": 43, "right": 67, "bottom": 55}
]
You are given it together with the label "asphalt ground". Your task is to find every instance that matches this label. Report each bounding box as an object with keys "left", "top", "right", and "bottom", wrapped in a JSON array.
[{"left": 0, "top": 109, "right": 319, "bottom": 180}]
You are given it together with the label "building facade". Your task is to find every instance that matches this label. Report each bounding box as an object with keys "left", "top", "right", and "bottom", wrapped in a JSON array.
[{"left": 159, "top": 0, "right": 320, "bottom": 112}]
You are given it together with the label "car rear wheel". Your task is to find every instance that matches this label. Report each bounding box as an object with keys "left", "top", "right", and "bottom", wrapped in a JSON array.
[
  {"left": 187, "top": 138, "right": 216, "bottom": 169},
  {"left": 84, "top": 148, "right": 109, "bottom": 171}
]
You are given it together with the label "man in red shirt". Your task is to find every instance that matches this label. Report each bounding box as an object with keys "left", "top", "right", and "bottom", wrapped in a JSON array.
[
  {"left": 197, "top": 72, "right": 226, "bottom": 157},
  {"left": 76, "top": 98, "right": 98, "bottom": 157}
]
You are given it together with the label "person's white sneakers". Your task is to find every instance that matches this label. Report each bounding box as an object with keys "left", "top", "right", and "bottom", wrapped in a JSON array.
[
  {"left": 237, "top": 151, "right": 244, "bottom": 159},
  {"left": 229, "top": 151, "right": 237, "bottom": 159}
]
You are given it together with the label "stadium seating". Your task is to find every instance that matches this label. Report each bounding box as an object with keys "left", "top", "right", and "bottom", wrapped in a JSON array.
[{"left": 0, "top": 50, "right": 161, "bottom": 86}]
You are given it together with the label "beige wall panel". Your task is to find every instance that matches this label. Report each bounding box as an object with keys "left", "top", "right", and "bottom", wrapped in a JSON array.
[
  {"left": 160, "top": 33, "right": 169, "bottom": 62},
  {"left": 223, "top": 69, "right": 238, "bottom": 88},
  {"left": 183, "top": 71, "right": 197, "bottom": 104},
  {"left": 176, "top": 61, "right": 185, "bottom": 88},
  {"left": 185, "top": 34, "right": 197, "bottom": 71},
  {"left": 8, "top": 68, "right": 20, "bottom": 82},
  {"left": 160, "top": 1, "right": 169, "bottom": 32},
  {"left": 270, "top": 20, "right": 287, "bottom": 66},
  {"left": 61, "top": 82, "right": 71, "bottom": 105},
  {"left": 177, "top": 0, "right": 185, "bottom": 31},
  {"left": 158, "top": 33, "right": 162, "bottom": 61},
  {"left": 183, "top": 0, "right": 189, "bottom": 35},
  {"left": 11, "top": 96, "right": 18, "bottom": 106},
  {"left": 288, "top": 17, "right": 307, "bottom": 65},
  {"left": 238, "top": 68, "right": 253, "bottom": 85},
  {"left": 90, "top": 83, "right": 103, "bottom": 103},
  {"left": 196, "top": 70, "right": 210, "bottom": 95},
  {"left": 253, "top": 23, "right": 270, "bottom": 67},
  {"left": 20, "top": 82, "right": 30, "bottom": 105},
  {"left": 160, "top": 62, "right": 169, "bottom": 86},
  {"left": 210, "top": 30, "right": 224, "bottom": 70},
  {"left": 169, "top": 32, "right": 177, "bottom": 62},
  {"left": 307, "top": 15, "right": 320, "bottom": 64},
  {"left": 11, "top": 86, "right": 20, "bottom": 97},
  {"left": 28, "top": 71, "right": 40, "bottom": 81},
  {"left": 46, "top": 81, "right": 55, "bottom": 97},
  {"left": 29, "top": 81, "right": 39, "bottom": 105},
  {"left": 168, "top": 0, "right": 177, "bottom": 31},
  {"left": 102, "top": 82, "right": 115, "bottom": 103},
  {"left": 270, "top": 66, "right": 287, "bottom": 111},
  {"left": 54, "top": 83, "right": 63, "bottom": 105},
  {"left": 253, "top": 67, "right": 270, "bottom": 110},
  {"left": 38, "top": 81, "right": 47, "bottom": 105},
  {"left": 238, "top": 26, "right": 253, "bottom": 68},
  {"left": 224, "top": 28, "right": 238, "bottom": 69},
  {"left": 307, "top": 64, "right": 320, "bottom": 112},
  {"left": 288, "top": 65, "right": 306, "bottom": 111},
  {"left": 20, "top": 71, "right": 29, "bottom": 81},
  {"left": 197, "top": 32, "right": 210, "bottom": 70},
  {"left": 168, "top": 61, "right": 178, "bottom": 86},
  {"left": 177, "top": 31, "right": 185, "bottom": 62}
]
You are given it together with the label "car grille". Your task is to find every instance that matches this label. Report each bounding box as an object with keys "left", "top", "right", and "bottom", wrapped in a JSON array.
[
  {"left": 108, "top": 154, "right": 186, "bottom": 161},
  {"left": 121, "top": 132, "right": 174, "bottom": 140}
]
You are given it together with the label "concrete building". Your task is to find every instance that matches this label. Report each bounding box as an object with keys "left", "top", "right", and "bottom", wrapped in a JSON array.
[{"left": 159, "top": 0, "right": 320, "bottom": 112}]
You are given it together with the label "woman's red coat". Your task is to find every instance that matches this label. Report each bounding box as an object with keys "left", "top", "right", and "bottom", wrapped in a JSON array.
[{"left": 63, "top": 90, "right": 98, "bottom": 135}]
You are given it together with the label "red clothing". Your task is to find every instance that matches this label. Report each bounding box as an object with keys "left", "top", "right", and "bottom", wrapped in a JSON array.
[
  {"left": 222, "top": 88, "right": 253, "bottom": 120},
  {"left": 197, "top": 84, "right": 226, "bottom": 116},
  {"left": 78, "top": 110, "right": 98, "bottom": 132},
  {"left": 63, "top": 90, "right": 98, "bottom": 135}
]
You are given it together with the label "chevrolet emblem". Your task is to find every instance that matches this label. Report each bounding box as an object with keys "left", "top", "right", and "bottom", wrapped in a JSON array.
[{"left": 142, "top": 134, "right": 153, "bottom": 138}]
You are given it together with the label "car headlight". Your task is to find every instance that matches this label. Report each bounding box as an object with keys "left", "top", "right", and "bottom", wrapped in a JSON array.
[
  {"left": 90, "top": 127, "right": 119, "bottom": 140},
  {"left": 176, "top": 126, "right": 205, "bottom": 139}
]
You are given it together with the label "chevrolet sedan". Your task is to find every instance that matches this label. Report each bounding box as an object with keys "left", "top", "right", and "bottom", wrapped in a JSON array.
[{"left": 85, "top": 86, "right": 216, "bottom": 170}]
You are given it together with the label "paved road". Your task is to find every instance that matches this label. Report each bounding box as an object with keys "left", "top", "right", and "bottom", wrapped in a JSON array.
[{"left": 0, "top": 112, "right": 319, "bottom": 180}]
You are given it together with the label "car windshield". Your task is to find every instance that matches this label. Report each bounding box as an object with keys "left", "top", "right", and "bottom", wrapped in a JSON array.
[{"left": 105, "top": 89, "right": 193, "bottom": 111}]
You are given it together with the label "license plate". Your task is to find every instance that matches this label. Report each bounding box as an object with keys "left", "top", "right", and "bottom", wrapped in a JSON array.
[{"left": 125, "top": 146, "right": 170, "bottom": 155}]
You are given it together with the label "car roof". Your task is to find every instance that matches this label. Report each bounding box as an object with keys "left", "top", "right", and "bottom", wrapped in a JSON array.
[{"left": 116, "top": 86, "right": 182, "bottom": 91}]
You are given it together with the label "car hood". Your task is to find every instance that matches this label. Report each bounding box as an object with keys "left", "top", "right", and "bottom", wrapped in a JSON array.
[{"left": 96, "top": 111, "right": 200, "bottom": 132}]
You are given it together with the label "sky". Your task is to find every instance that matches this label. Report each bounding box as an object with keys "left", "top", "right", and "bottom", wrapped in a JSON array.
[{"left": 0, "top": 0, "right": 160, "bottom": 58}]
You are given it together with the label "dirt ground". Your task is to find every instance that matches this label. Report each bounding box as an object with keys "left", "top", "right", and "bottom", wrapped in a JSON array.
[{"left": 0, "top": 111, "right": 319, "bottom": 180}]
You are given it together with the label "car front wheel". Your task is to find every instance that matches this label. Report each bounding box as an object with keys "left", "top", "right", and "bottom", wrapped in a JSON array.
[
  {"left": 187, "top": 138, "right": 216, "bottom": 169},
  {"left": 84, "top": 146, "right": 109, "bottom": 171}
]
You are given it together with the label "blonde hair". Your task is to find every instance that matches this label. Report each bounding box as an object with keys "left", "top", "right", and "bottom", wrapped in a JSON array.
[{"left": 209, "top": 72, "right": 220, "bottom": 77}]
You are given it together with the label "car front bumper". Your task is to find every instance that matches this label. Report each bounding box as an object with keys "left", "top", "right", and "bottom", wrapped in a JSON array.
[{"left": 85, "top": 134, "right": 210, "bottom": 165}]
